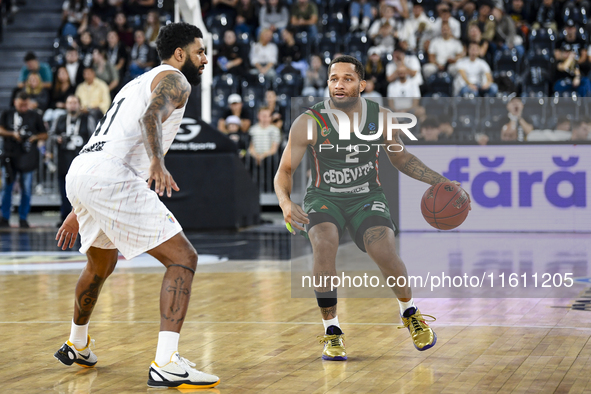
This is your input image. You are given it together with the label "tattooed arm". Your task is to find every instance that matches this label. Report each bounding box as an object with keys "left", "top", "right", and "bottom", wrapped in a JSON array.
[
  {"left": 139, "top": 71, "right": 191, "bottom": 196},
  {"left": 381, "top": 108, "right": 448, "bottom": 185}
]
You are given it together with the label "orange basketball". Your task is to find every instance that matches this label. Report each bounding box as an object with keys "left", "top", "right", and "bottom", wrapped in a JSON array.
[{"left": 421, "top": 182, "right": 470, "bottom": 230}]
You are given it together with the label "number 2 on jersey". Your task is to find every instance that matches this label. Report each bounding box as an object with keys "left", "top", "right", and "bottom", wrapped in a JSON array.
[{"left": 93, "top": 98, "right": 126, "bottom": 137}]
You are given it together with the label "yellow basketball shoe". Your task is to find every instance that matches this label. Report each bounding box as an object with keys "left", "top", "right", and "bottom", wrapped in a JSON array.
[
  {"left": 318, "top": 326, "right": 347, "bottom": 361},
  {"left": 399, "top": 307, "right": 437, "bottom": 351},
  {"left": 54, "top": 335, "right": 98, "bottom": 368}
]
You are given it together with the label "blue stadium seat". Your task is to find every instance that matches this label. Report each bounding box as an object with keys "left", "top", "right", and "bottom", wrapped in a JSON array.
[
  {"left": 524, "top": 48, "right": 554, "bottom": 72},
  {"left": 212, "top": 74, "right": 242, "bottom": 109},
  {"left": 423, "top": 72, "right": 453, "bottom": 97},
  {"left": 316, "top": 31, "right": 342, "bottom": 65},
  {"left": 206, "top": 13, "right": 234, "bottom": 31},
  {"left": 294, "top": 31, "right": 313, "bottom": 61},
  {"left": 493, "top": 48, "right": 522, "bottom": 78},
  {"left": 321, "top": 12, "right": 347, "bottom": 36},
  {"left": 344, "top": 32, "right": 370, "bottom": 57},
  {"left": 521, "top": 67, "right": 551, "bottom": 98},
  {"left": 528, "top": 28, "right": 556, "bottom": 52}
]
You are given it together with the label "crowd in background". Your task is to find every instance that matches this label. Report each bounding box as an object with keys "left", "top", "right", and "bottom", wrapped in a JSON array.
[{"left": 1, "top": 0, "right": 591, "bottom": 225}]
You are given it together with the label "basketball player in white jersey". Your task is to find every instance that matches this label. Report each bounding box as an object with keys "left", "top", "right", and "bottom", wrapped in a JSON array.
[{"left": 53, "top": 23, "right": 220, "bottom": 389}]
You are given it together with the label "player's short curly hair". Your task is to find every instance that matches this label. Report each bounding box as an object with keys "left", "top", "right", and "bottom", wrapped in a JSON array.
[
  {"left": 156, "top": 22, "right": 203, "bottom": 61},
  {"left": 328, "top": 55, "right": 365, "bottom": 81}
]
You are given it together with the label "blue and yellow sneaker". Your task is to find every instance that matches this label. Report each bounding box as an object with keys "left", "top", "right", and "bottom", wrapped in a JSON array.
[
  {"left": 399, "top": 307, "right": 437, "bottom": 351},
  {"left": 318, "top": 325, "right": 347, "bottom": 361},
  {"left": 54, "top": 335, "right": 98, "bottom": 368}
]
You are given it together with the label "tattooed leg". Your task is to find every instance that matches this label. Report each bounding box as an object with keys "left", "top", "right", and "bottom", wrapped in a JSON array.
[
  {"left": 308, "top": 222, "right": 340, "bottom": 319},
  {"left": 364, "top": 226, "right": 412, "bottom": 301},
  {"left": 147, "top": 232, "right": 198, "bottom": 332},
  {"left": 73, "top": 247, "right": 118, "bottom": 325}
]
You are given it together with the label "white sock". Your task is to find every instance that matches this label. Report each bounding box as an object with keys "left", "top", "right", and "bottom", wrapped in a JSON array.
[
  {"left": 155, "top": 331, "right": 180, "bottom": 366},
  {"left": 398, "top": 299, "right": 416, "bottom": 316},
  {"left": 68, "top": 320, "right": 89, "bottom": 350},
  {"left": 322, "top": 316, "right": 340, "bottom": 331},
  {"left": 350, "top": 16, "right": 359, "bottom": 27},
  {"left": 361, "top": 16, "right": 371, "bottom": 29}
]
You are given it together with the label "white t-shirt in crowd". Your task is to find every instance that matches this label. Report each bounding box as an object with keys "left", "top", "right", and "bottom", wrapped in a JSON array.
[
  {"left": 430, "top": 17, "right": 462, "bottom": 39},
  {"left": 386, "top": 55, "right": 423, "bottom": 86},
  {"left": 387, "top": 79, "right": 421, "bottom": 111},
  {"left": 250, "top": 42, "right": 278, "bottom": 66},
  {"left": 457, "top": 57, "right": 492, "bottom": 85},
  {"left": 428, "top": 37, "right": 464, "bottom": 65},
  {"left": 249, "top": 124, "right": 281, "bottom": 154}
]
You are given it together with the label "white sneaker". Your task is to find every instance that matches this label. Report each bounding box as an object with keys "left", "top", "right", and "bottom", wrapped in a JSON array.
[
  {"left": 54, "top": 335, "right": 98, "bottom": 368},
  {"left": 147, "top": 352, "right": 220, "bottom": 389}
]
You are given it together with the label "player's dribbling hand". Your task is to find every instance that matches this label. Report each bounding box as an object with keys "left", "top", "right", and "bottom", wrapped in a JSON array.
[
  {"left": 281, "top": 201, "right": 309, "bottom": 234},
  {"left": 450, "top": 180, "right": 472, "bottom": 211},
  {"left": 148, "top": 158, "right": 180, "bottom": 198},
  {"left": 56, "top": 211, "right": 79, "bottom": 250}
]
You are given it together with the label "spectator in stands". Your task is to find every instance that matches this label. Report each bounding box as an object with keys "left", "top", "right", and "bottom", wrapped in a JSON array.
[
  {"left": 259, "top": 0, "right": 289, "bottom": 35},
  {"left": 93, "top": 48, "right": 120, "bottom": 96},
  {"left": 387, "top": 68, "right": 423, "bottom": 116},
  {"left": 373, "top": 21, "right": 395, "bottom": 55},
  {"left": 429, "top": 2, "right": 461, "bottom": 40},
  {"left": 500, "top": 122, "right": 518, "bottom": 141},
  {"left": 400, "top": 1, "right": 432, "bottom": 52},
  {"left": 87, "top": 14, "right": 109, "bottom": 47},
  {"left": 75, "top": 67, "right": 111, "bottom": 119},
  {"left": 455, "top": 42, "right": 498, "bottom": 97},
  {"left": 0, "top": 92, "right": 48, "bottom": 228},
  {"left": 23, "top": 73, "right": 50, "bottom": 113},
  {"left": 235, "top": 0, "right": 258, "bottom": 35},
  {"left": 387, "top": 41, "right": 423, "bottom": 88},
  {"left": 122, "top": 0, "right": 156, "bottom": 18},
  {"left": 492, "top": 7, "right": 523, "bottom": 57},
  {"left": 225, "top": 115, "right": 249, "bottom": 156},
  {"left": 248, "top": 106, "right": 281, "bottom": 168},
  {"left": 450, "top": 0, "right": 476, "bottom": 15},
  {"left": 349, "top": 0, "right": 373, "bottom": 32},
  {"left": 17, "top": 52, "right": 53, "bottom": 90},
  {"left": 417, "top": 117, "right": 441, "bottom": 142},
  {"left": 143, "top": 10, "right": 161, "bottom": 46},
  {"left": 77, "top": 30, "right": 97, "bottom": 68},
  {"left": 531, "top": 0, "right": 559, "bottom": 31},
  {"left": 216, "top": 30, "right": 247, "bottom": 76},
  {"left": 113, "top": 11, "right": 135, "bottom": 48},
  {"left": 264, "top": 89, "right": 284, "bottom": 131},
  {"left": 49, "top": 95, "right": 94, "bottom": 223},
  {"left": 508, "top": 0, "right": 531, "bottom": 42},
  {"left": 106, "top": 30, "right": 128, "bottom": 82},
  {"left": 368, "top": 3, "right": 397, "bottom": 41},
  {"left": 365, "top": 47, "right": 388, "bottom": 96},
  {"left": 290, "top": 0, "right": 318, "bottom": 38},
  {"left": 503, "top": 96, "right": 533, "bottom": 141},
  {"left": 45, "top": 66, "right": 76, "bottom": 124},
  {"left": 571, "top": 120, "right": 590, "bottom": 141},
  {"left": 218, "top": 93, "right": 252, "bottom": 133},
  {"left": 129, "top": 29, "right": 156, "bottom": 78},
  {"left": 61, "top": 0, "right": 88, "bottom": 36},
  {"left": 465, "top": 24, "right": 489, "bottom": 59},
  {"left": 303, "top": 55, "right": 327, "bottom": 96},
  {"left": 90, "top": 0, "right": 117, "bottom": 22},
  {"left": 361, "top": 79, "right": 384, "bottom": 106},
  {"left": 423, "top": 22, "right": 464, "bottom": 79},
  {"left": 469, "top": 1, "right": 496, "bottom": 43},
  {"left": 554, "top": 20, "right": 591, "bottom": 96},
  {"left": 64, "top": 47, "right": 85, "bottom": 87},
  {"left": 277, "top": 28, "right": 307, "bottom": 76},
  {"left": 249, "top": 28, "right": 278, "bottom": 79}
]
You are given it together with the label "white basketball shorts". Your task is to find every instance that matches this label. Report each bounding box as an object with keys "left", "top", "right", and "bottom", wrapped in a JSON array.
[{"left": 65, "top": 152, "right": 183, "bottom": 260}]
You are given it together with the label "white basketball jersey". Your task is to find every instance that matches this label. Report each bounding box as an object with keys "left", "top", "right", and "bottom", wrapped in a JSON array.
[{"left": 79, "top": 64, "right": 187, "bottom": 179}]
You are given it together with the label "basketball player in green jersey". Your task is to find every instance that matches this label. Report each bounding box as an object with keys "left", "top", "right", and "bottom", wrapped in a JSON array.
[{"left": 275, "top": 55, "right": 468, "bottom": 360}]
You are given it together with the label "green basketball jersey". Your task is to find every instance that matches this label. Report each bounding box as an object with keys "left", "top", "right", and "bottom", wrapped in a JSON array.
[{"left": 306, "top": 98, "right": 384, "bottom": 195}]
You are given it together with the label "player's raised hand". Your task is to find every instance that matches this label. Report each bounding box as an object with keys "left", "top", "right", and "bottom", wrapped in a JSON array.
[
  {"left": 450, "top": 180, "right": 472, "bottom": 211},
  {"left": 281, "top": 201, "right": 309, "bottom": 234},
  {"left": 56, "top": 211, "right": 79, "bottom": 250},
  {"left": 148, "top": 158, "right": 180, "bottom": 197}
]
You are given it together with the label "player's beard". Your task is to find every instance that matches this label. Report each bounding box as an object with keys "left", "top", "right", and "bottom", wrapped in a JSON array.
[
  {"left": 181, "top": 57, "right": 203, "bottom": 86},
  {"left": 330, "top": 86, "right": 361, "bottom": 111}
]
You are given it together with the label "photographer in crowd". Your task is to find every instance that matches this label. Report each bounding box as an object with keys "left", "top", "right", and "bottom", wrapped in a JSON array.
[{"left": 0, "top": 92, "right": 48, "bottom": 228}]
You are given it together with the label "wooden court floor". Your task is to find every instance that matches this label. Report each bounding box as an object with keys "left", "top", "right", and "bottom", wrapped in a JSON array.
[{"left": 2, "top": 261, "right": 591, "bottom": 394}]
